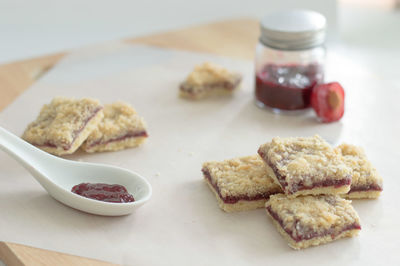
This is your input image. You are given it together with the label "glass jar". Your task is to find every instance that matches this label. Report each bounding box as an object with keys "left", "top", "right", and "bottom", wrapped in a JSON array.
[{"left": 255, "top": 10, "right": 326, "bottom": 111}]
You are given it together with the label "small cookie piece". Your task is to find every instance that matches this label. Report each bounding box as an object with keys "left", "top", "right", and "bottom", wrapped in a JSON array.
[
  {"left": 266, "top": 194, "right": 361, "bottom": 250},
  {"left": 180, "top": 62, "right": 242, "bottom": 100},
  {"left": 81, "top": 102, "right": 148, "bottom": 152},
  {"left": 202, "top": 155, "right": 282, "bottom": 212},
  {"left": 22, "top": 97, "right": 103, "bottom": 156},
  {"left": 258, "top": 135, "right": 352, "bottom": 197},
  {"left": 335, "top": 144, "right": 383, "bottom": 199}
]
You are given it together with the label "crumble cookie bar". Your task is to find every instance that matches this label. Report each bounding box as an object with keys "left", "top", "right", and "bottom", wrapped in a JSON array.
[
  {"left": 335, "top": 144, "right": 383, "bottom": 199},
  {"left": 202, "top": 155, "right": 282, "bottom": 212},
  {"left": 22, "top": 97, "right": 103, "bottom": 156},
  {"left": 258, "top": 135, "right": 352, "bottom": 197},
  {"left": 266, "top": 194, "right": 361, "bottom": 250},
  {"left": 180, "top": 62, "right": 242, "bottom": 100},
  {"left": 81, "top": 102, "right": 148, "bottom": 153}
]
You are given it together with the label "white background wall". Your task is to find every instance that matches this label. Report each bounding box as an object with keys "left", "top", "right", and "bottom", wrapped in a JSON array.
[
  {"left": 0, "top": 0, "right": 337, "bottom": 63},
  {"left": 0, "top": 1, "right": 398, "bottom": 66}
]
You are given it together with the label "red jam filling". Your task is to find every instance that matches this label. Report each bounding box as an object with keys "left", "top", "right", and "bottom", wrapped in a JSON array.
[
  {"left": 349, "top": 184, "right": 382, "bottom": 193},
  {"left": 87, "top": 131, "right": 148, "bottom": 148},
  {"left": 266, "top": 206, "right": 361, "bottom": 242},
  {"left": 71, "top": 183, "right": 135, "bottom": 203},
  {"left": 255, "top": 64, "right": 323, "bottom": 110},
  {"left": 202, "top": 168, "right": 277, "bottom": 204},
  {"left": 258, "top": 149, "right": 351, "bottom": 194}
]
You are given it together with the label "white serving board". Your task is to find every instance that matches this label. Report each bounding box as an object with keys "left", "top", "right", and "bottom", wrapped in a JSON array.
[{"left": 0, "top": 43, "right": 399, "bottom": 265}]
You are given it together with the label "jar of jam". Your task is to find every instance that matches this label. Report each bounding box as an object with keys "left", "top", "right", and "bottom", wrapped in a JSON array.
[{"left": 255, "top": 10, "right": 326, "bottom": 111}]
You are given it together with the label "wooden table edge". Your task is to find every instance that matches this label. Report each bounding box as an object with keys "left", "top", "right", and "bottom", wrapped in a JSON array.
[{"left": 0, "top": 241, "right": 118, "bottom": 265}]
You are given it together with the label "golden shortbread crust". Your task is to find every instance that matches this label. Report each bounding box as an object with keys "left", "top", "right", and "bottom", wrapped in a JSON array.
[
  {"left": 266, "top": 194, "right": 361, "bottom": 249},
  {"left": 205, "top": 178, "right": 268, "bottom": 212},
  {"left": 180, "top": 62, "right": 241, "bottom": 100},
  {"left": 81, "top": 102, "right": 147, "bottom": 152},
  {"left": 258, "top": 135, "right": 351, "bottom": 196},
  {"left": 202, "top": 155, "right": 282, "bottom": 212},
  {"left": 335, "top": 143, "right": 383, "bottom": 199},
  {"left": 22, "top": 97, "right": 103, "bottom": 156}
]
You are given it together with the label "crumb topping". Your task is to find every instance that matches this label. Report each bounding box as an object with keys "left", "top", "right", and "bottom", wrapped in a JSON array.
[
  {"left": 22, "top": 97, "right": 103, "bottom": 149},
  {"left": 259, "top": 135, "right": 351, "bottom": 192},
  {"left": 266, "top": 194, "right": 360, "bottom": 238},
  {"left": 179, "top": 62, "right": 242, "bottom": 99},
  {"left": 185, "top": 62, "right": 237, "bottom": 86},
  {"left": 202, "top": 155, "right": 281, "bottom": 198},
  {"left": 84, "top": 102, "right": 147, "bottom": 147},
  {"left": 335, "top": 143, "right": 383, "bottom": 190}
]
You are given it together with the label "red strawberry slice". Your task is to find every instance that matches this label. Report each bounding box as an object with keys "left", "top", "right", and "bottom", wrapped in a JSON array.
[{"left": 311, "top": 82, "right": 345, "bottom": 123}]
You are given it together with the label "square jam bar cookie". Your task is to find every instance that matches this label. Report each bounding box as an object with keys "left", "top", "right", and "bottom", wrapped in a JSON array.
[
  {"left": 335, "top": 144, "right": 383, "bottom": 199},
  {"left": 202, "top": 155, "right": 282, "bottom": 212},
  {"left": 180, "top": 62, "right": 242, "bottom": 100},
  {"left": 258, "top": 135, "right": 352, "bottom": 197},
  {"left": 22, "top": 97, "right": 103, "bottom": 156},
  {"left": 266, "top": 194, "right": 361, "bottom": 249},
  {"left": 81, "top": 102, "right": 148, "bottom": 152}
]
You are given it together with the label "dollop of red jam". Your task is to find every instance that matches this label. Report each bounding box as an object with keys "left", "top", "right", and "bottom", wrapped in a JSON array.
[
  {"left": 71, "top": 183, "right": 135, "bottom": 203},
  {"left": 255, "top": 64, "right": 323, "bottom": 110}
]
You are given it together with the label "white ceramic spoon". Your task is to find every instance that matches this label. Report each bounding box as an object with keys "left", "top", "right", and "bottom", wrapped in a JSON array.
[{"left": 0, "top": 126, "right": 152, "bottom": 216}]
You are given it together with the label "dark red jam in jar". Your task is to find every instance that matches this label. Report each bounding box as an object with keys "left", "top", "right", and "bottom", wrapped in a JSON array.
[
  {"left": 256, "top": 10, "right": 326, "bottom": 111},
  {"left": 255, "top": 63, "right": 323, "bottom": 110},
  {"left": 71, "top": 183, "right": 135, "bottom": 203}
]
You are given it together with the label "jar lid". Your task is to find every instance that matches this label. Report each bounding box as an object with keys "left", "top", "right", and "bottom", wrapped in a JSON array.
[{"left": 260, "top": 9, "right": 326, "bottom": 50}]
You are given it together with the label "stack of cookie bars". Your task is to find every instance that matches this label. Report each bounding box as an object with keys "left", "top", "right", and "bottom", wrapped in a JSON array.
[{"left": 202, "top": 135, "right": 383, "bottom": 249}]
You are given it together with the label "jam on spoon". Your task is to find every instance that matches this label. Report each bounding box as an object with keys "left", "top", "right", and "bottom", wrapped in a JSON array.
[{"left": 71, "top": 183, "right": 135, "bottom": 203}]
